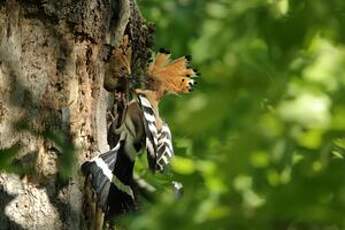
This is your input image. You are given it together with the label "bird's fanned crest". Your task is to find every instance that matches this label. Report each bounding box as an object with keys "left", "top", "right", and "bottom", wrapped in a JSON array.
[{"left": 147, "top": 49, "right": 198, "bottom": 98}]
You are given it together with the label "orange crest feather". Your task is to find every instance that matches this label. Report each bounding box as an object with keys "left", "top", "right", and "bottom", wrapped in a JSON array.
[
  {"left": 114, "top": 35, "right": 132, "bottom": 75},
  {"left": 147, "top": 50, "right": 198, "bottom": 97}
]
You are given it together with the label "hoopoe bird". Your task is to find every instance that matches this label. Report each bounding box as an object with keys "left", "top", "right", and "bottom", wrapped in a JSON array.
[{"left": 81, "top": 36, "right": 198, "bottom": 218}]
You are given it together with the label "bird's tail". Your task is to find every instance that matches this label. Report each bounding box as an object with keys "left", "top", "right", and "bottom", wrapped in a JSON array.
[{"left": 81, "top": 140, "right": 136, "bottom": 217}]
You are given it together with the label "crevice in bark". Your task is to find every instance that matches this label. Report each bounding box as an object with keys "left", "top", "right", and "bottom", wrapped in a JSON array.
[{"left": 0, "top": 185, "right": 25, "bottom": 230}]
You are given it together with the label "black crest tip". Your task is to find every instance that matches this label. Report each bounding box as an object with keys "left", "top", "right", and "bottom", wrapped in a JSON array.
[
  {"left": 159, "top": 48, "right": 171, "bottom": 54},
  {"left": 185, "top": 55, "right": 192, "bottom": 61}
]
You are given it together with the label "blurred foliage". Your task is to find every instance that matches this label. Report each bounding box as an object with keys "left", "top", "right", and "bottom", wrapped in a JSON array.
[
  {"left": 0, "top": 143, "right": 21, "bottom": 172},
  {"left": 123, "top": 0, "right": 345, "bottom": 229},
  {"left": 43, "top": 129, "right": 76, "bottom": 182},
  {"left": 0, "top": 120, "right": 76, "bottom": 182}
]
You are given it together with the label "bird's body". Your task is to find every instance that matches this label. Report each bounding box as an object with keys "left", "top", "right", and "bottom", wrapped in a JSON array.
[
  {"left": 81, "top": 40, "right": 198, "bottom": 219},
  {"left": 81, "top": 91, "right": 174, "bottom": 217},
  {"left": 82, "top": 97, "right": 145, "bottom": 216}
]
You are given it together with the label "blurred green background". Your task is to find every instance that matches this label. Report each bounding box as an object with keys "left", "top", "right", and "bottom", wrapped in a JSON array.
[{"left": 126, "top": 0, "right": 345, "bottom": 229}]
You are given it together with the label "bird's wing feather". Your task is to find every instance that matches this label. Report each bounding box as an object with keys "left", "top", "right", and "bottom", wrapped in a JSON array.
[
  {"left": 137, "top": 94, "right": 159, "bottom": 171},
  {"left": 156, "top": 122, "right": 174, "bottom": 171},
  {"left": 81, "top": 137, "right": 136, "bottom": 217}
]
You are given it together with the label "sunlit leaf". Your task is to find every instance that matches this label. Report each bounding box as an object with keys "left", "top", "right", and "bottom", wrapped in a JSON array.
[
  {"left": 171, "top": 156, "right": 196, "bottom": 175},
  {"left": 250, "top": 150, "right": 270, "bottom": 168},
  {"left": 266, "top": 169, "right": 280, "bottom": 186},
  {"left": 234, "top": 175, "right": 252, "bottom": 192},
  {"left": 331, "top": 151, "right": 344, "bottom": 159}
]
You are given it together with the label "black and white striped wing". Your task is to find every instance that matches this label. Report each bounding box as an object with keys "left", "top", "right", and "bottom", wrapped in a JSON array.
[
  {"left": 156, "top": 123, "right": 174, "bottom": 171},
  {"left": 81, "top": 137, "right": 136, "bottom": 216},
  {"left": 82, "top": 141, "right": 121, "bottom": 209},
  {"left": 137, "top": 94, "right": 159, "bottom": 171}
]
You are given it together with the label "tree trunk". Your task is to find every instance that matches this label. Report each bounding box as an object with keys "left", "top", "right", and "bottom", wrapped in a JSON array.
[{"left": 0, "top": 0, "right": 151, "bottom": 229}]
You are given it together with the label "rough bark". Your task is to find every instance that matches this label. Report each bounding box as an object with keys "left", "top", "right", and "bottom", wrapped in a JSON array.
[{"left": 0, "top": 0, "right": 151, "bottom": 229}]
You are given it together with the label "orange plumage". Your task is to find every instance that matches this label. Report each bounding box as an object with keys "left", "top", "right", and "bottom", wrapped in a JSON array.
[
  {"left": 109, "top": 35, "right": 198, "bottom": 102},
  {"left": 104, "top": 35, "right": 133, "bottom": 91},
  {"left": 114, "top": 35, "right": 132, "bottom": 76},
  {"left": 146, "top": 50, "right": 198, "bottom": 99}
]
